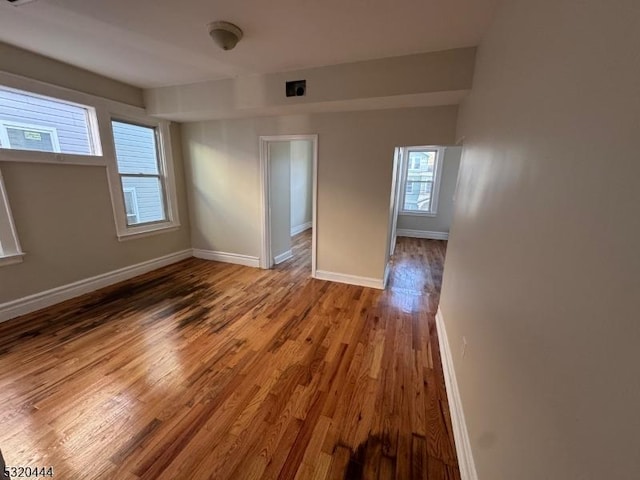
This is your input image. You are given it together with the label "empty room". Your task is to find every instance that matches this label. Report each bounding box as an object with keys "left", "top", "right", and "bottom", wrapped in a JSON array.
[{"left": 0, "top": 1, "right": 639, "bottom": 479}]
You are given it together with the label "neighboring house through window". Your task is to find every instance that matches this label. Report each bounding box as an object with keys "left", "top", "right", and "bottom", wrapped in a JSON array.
[
  {"left": 0, "top": 85, "right": 99, "bottom": 157},
  {"left": 0, "top": 120, "right": 61, "bottom": 153},
  {"left": 400, "top": 146, "right": 445, "bottom": 216},
  {"left": 123, "top": 187, "right": 140, "bottom": 225},
  {"left": 0, "top": 78, "right": 180, "bottom": 242}
]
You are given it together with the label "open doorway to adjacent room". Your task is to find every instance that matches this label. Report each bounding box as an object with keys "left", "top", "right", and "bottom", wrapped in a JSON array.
[
  {"left": 386, "top": 144, "right": 463, "bottom": 286},
  {"left": 259, "top": 135, "right": 318, "bottom": 276}
]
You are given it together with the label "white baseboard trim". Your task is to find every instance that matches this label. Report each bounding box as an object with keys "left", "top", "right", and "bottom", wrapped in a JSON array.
[
  {"left": 383, "top": 261, "right": 391, "bottom": 289},
  {"left": 314, "top": 270, "right": 385, "bottom": 290},
  {"left": 0, "top": 249, "right": 193, "bottom": 323},
  {"left": 192, "top": 249, "right": 260, "bottom": 268},
  {"left": 436, "top": 308, "right": 478, "bottom": 480},
  {"left": 397, "top": 229, "right": 449, "bottom": 240},
  {"left": 290, "top": 221, "right": 312, "bottom": 236},
  {"left": 273, "top": 249, "right": 293, "bottom": 265}
]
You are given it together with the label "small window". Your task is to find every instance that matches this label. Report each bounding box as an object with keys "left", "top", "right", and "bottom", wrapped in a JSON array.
[
  {"left": 0, "top": 169, "right": 24, "bottom": 267},
  {"left": 0, "top": 86, "right": 99, "bottom": 156},
  {"left": 112, "top": 120, "right": 168, "bottom": 227},
  {"left": 400, "top": 147, "right": 443, "bottom": 215}
]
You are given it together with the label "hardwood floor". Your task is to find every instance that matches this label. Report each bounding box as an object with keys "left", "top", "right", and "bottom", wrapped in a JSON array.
[{"left": 0, "top": 231, "right": 459, "bottom": 479}]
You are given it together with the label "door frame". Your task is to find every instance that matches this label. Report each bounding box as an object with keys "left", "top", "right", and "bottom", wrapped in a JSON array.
[
  {"left": 389, "top": 147, "right": 404, "bottom": 257},
  {"left": 259, "top": 134, "right": 318, "bottom": 275}
]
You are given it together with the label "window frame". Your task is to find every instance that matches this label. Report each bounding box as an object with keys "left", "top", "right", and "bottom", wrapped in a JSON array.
[
  {"left": 0, "top": 168, "right": 25, "bottom": 267},
  {"left": 105, "top": 113, "right": 180, "bottom": 240},
  {"left": 0, "top": 77, "right": 102, "bottom": 164},
  {"left": 0, "top": 71, "right": 180, "bottom": 241},
  {"left": 399, "top": 146, "right": 445, "bottom": 217}
]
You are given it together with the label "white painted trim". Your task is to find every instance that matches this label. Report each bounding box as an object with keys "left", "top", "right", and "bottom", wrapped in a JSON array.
[
  {"left": 259, "top": 134, "right": 318, "bottom": 276},
  {"left": 383, "top": 261, "right": 391, "bottom": 289},
  {"left": 0, "top": 249, "right": 192, "bottom": 323},
  {"left": 396, "top": 229, "right": 449, "bottom": 240},
  {"left": 436, "top": 308, "right": 478, "bottom": 480},
  {"left": 106, "top": 117, "right": 181, "bottom": 240},
  {"left": 290, "top": 221, "right": 312, "bottom": 236},
  {"left": 192, "top": 249, "right": 260, "bottom": 268},
  {"left": 314, "top": 270, "right": 385, "bottom": 290},
  {"left": 273, "top": 249, "right": 293, "bottom": 265},
  {"left": 388, "top": 147, "right": 403, "bottom": 257},
  {"left": 0, "top": 168, "right": 24, "bottom": 261}
]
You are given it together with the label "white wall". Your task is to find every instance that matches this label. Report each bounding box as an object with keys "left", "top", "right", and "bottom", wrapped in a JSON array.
[
  {"left": 440, "top": 0, "right": 640, "bottom": 478},
  {"left": 290, "top": 140, "right": 312, "bottom": 234},
  {"left": 182, "top": 106, "right": 458, "bottom": 281},
  {"left": 269, "top": 141, "right": 292, "bottom": 260},
  {"left": 397, "top": 146, "right": 461, "bottom": 234}
]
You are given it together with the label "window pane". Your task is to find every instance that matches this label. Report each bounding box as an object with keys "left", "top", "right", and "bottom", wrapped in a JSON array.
[
  {"left": 0, "top": 87, "right": 95, "bottom": 155},
  {"left": 404, "top": 151, "right": 436, "bottom": 212},
  {"left": 121, "top": 176, "right": 166, "bottom": 225},
  {"left": 112, "top": 121, "right": 159, "bottom": 174}
]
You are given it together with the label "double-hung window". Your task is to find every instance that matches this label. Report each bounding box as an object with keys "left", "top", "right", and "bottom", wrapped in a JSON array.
[
  {"left": 400, "top": 146, "right": 444, "bottom": 216},
  {"left": 109, "top": 119, "right": 179, "bottom": 238}
]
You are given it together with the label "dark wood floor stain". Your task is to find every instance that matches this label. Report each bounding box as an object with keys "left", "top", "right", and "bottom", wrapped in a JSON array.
[{"left": 0, "top": 231, "right": 459, "bottom": 479}]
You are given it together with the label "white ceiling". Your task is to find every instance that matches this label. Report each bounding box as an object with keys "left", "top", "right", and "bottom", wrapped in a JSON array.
[{"left": 0, "top": 0, "right": 499, "bottom": 88}]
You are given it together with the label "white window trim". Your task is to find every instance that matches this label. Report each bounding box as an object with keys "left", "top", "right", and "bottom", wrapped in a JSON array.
[
  {"left": 0, "top": 71, "right": 180, "bottom": 240},
  {"left": 104, "top": 113, "right": 180, "bottom": 241},
  {"left": 0, "top": 75, "right": 103, "bottom": 165},
  {"left": 399, "top": 146, "right": 445, "bottom": 217},
  {"left": 0, "top": 168, "right": 25, "bottom": 267}
]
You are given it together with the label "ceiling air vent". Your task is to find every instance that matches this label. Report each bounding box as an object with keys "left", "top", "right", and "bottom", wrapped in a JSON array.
[{"left": 5, "top": 0, "right": 40, "bottom": 5}]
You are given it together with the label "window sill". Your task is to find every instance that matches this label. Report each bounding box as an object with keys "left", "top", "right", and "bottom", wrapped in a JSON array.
[
  {"left": 399, "top": 211, "right": 438, "bottom": 217},
  {"left": 117, "top": 223, "right": 181, "bottom": 242},
  {"left": 0, "top": 149, "right": 106, "bottom": 167},
  {"left": 0, "top": 252, "right": 25, "bottom": 267}
]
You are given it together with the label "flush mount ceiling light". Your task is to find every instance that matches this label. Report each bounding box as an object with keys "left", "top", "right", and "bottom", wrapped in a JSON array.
[{"left": 208, "top": 21, "right": 243, "bottom": 51}]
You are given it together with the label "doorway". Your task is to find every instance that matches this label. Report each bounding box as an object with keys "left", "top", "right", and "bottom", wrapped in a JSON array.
[{"left": 259, "top": 135, "right": 318, "bottom": 276}]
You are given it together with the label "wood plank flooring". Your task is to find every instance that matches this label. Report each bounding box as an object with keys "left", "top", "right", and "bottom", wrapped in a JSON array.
[{"left": 0, "top": 231, "right": 459, "bottom": 479}]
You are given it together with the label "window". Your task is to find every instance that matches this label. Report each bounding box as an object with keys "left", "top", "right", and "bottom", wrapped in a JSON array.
[
  {"left": 400, "top": 147, "right": 444, "bottom": 215},
  {"left": 0, "top": 86, "right": 99, "bottom": 157},
  {"left": 109, "top": 119, "right": 179, "bottom": 238},
  {"left": 0, "top": 75, "right": 180, "bottom": 241},
  {"left": 0, "top": 169, "right": 24, "bottom": 267}
]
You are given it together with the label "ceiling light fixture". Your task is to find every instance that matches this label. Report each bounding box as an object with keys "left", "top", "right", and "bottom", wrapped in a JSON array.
[{"left": 208, "top": 21, "right": 243, "bottom": 51}]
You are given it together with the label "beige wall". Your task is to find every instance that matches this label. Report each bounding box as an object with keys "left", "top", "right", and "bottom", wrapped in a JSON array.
[
  {"left": 269, "top": 141, "right": 292, "bottom": 260},
  {"left": 182, "top": 106, "right": 458, "bottom": 280},
  {"left": 0, "top": 41, "right": 143, "bottom": 107},
  {"left": 440, "top": 0, "right": 640, "bottom": 478},
  {"left": 145, "top": 48, "right": 475, "bottom": 121},
  {"left": 397, "top": 146, "right": 461, "bottom": 233},
  {"left": 290, "top": 140, "right": 313, "bottom": 232},
  {"left": 0, "top": 124, "right": 191, "bottom": 304},
  {"left": 0, "top": 49, "right": 191, "bottom": 305}
]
